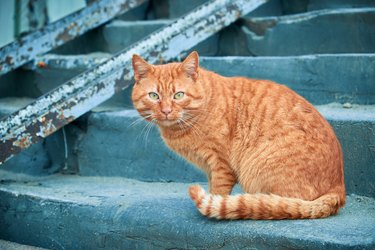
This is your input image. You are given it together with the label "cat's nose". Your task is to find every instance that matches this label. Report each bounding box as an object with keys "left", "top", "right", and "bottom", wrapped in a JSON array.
[{"left": 161, "top": 108, "right": 172, "bottom": 116}]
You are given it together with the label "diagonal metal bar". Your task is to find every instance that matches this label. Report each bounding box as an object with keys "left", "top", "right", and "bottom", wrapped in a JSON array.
[
  {"left": 0, "top": 0, "right": 147, "bottom": 76},
  {"left": 0, "top": 0, "right": 267, "bottom": 165}
]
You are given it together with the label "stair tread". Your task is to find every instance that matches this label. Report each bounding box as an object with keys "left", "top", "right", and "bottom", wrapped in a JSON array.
[
  {"left": 0, "top": 172, "right": 374, "bottom": 249},
  {"left": 0, "top": 240, "right": 47, "bottom": 250}
]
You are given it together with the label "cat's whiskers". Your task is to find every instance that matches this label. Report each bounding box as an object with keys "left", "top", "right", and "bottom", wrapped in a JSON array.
[
  {"left": 176, "top": 119, "right": 188, "bottom": 135},
  {"left": 136, "top": 121, "right": 149, "bottom": 143},
  {"left": 137, "top": 117, "right": 156, "bottom": 147},
  {"left": 183, "top": 111, "right": 205, "bottom": 127},
  {"left": 127, "top": 114, "right": 152, "bottom": 128},
  {"left": 178, "top": 115, "right": 203, "bottom": 138},
  {"left": 183, "top": 106, "right": 211, "bottom": 122},
  {"left": 144, "top": 118, "right": 156, "bottom": 147}
]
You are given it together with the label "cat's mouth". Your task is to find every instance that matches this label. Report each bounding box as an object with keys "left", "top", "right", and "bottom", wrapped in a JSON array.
[
  {"left": 158, "top": 119, "right": 177, "bottom": 127},
  {"left": 156, "top": 114, "right": 182, "bottom": 127},
  {"left": 142, "top": 113, "right": 177, "bottom": 126},
  {"left": 144, "top": 112, "right": 184, "bottom": 127}
]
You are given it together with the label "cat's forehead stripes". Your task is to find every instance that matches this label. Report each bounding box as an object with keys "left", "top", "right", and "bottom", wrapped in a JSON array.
[
  {"left": 153, "top": 63, "right": 179, "bottom": 78},
  {"left": 152, "top": 64, "right": 181, "bottom": 94}
]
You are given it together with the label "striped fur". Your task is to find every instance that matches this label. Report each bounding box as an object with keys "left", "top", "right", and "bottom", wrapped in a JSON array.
[
  {"left": 189, "top": 185, "right": 341, "bottom": 220},
  {"left": 131, "top": 51, "right": 346, "bottom": 220}
]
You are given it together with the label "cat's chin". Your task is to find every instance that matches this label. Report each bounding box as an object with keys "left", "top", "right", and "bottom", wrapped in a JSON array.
[{"left": 157, "top": 120, "right": 178, "bottom": 127}]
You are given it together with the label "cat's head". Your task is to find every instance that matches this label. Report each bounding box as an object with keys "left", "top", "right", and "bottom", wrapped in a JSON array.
[{"left": 131, "top": 51, "right": 205, "bottom": 128}]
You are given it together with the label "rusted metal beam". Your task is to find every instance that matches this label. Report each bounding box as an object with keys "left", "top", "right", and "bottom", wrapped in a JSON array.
[
  {"left": 0, "top": 0, "right": 268, "bottom": 165},
  {"left": 0, "top": 0, "right": 147, "bottom": 75}
]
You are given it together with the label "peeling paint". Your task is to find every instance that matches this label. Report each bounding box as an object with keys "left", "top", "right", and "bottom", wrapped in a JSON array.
[
  {"left": 0, "top": 0, "right": 268, "bottom": 165},
  {"left": 5, "top": 56, "right": 14, "bottom": 65},
  {"left": 13, "top": 134, "right": 33, "bottom": 149}
]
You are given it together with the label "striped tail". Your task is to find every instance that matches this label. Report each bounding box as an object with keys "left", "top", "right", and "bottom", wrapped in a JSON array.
[{"left": 188, "top": 185, "right": 343, "bottom": 220}]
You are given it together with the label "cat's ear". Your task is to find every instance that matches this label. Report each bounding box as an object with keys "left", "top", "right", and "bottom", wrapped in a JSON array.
[
  {"left": 181, "top": 51, "right": 199, "bottom": 81},
  {"left": 132, "top": 54, "right": 152, "bottom": 82}
]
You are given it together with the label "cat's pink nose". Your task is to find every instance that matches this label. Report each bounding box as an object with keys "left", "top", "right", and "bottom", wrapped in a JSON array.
[{"left": 161, "top": 108, "right": 172, "bottom": 116}]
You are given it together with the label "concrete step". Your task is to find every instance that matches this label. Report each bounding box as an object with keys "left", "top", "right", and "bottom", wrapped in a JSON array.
[
  {"left": 0, "top": 173, "right": 374, "bottom": 249},
  {"left": 307, "top": 0, "right": 375, "bottom": 11},
  {"left": 152, "top": 0, "right": 375, "bottom": 19},
  {"left": 129, "top": 0, "right": 283, "bottom": 19},
  {"left": 101, "top": 20, "right": 219, "bottom": 55},
  {"left": 77, "top": 103, "right": 375, "bottom": 198},
  {"left": 241, "top": 8, "right": 375, "bottom": 56},
  {"left": 200, "top": 55, "right": 375, "bottom": 105},
  {"left": 0, "top": 239, "right": 47, "bottom": 250},
  {"left": 3, "top": 54, "right": 374, "bottom": 105}
]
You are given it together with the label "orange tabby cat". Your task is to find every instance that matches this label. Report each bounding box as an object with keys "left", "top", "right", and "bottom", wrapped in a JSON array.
[{"left": 131, "top": 51, "right": 346, "bottom": 220}]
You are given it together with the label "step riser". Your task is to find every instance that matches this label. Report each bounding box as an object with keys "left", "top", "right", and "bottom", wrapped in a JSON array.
[
  {"left": 154, "top": 0, "right": 375, "bottom": 18},
  {"left": 0, "top": 191, "right": 129, "bottom": 249},
  {"left": 243, "top": 9, "right": 375, "bottom": 56},
  {"left": 2, "top": 55, "right": 373, "bottom": 105},
  {"left": 200, "top": 55, "right": 375, "bottom": 105},
  {"left": 102, "top": 20, "right": 219, "bottom": 55},
  {"left": 331, "top": 120, "right": 375, "bottom": 198},
  {"left": 78, "top": 108, "right": 375, "bottom": 198}
]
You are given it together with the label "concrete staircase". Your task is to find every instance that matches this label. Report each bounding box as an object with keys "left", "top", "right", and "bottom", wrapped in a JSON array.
[{"left": 1, "top": 0, "right": 375, "bottom": 249}]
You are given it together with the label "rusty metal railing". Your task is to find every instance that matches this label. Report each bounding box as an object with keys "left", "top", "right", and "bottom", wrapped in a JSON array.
[
  {"left": 0, "top": 0, "right": 267, "bottom": 165},
  {"left": 0, "top": 0, "right": 147, "bottom": 75}
]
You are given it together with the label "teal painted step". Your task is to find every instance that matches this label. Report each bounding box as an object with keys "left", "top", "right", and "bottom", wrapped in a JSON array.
[
  {"left": 152, "top": 0, "right": 283, "bottom": 18},
  {"left": 101, "top": 20, "right": 219, "bottom": 55},
  {"left": 152, "top": 0, "right": 375, "bottom": 19},
  {"left": 78, "top": 104, "right": 375, "bottom": 198},
  {"left": 4, "top": 54, "right": 374, "bottom": 104},
  {"left": 241, "top": 8, "right": 375, "bottom": 56},
  {"left": 0, "top": 239, "right": 47, "bottom": 250},
  {"left": 200, "top": 55, "right": 375, "bottom": 105},
  {"left": 0, "top": 173, "right": 374, "bottom": 249},
  {"left": 308, "top": 0, "right": 375, "bottom": 11}
]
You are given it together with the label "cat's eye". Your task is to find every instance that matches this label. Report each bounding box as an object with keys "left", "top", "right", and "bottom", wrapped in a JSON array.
[
  {"left": 149, "top": 92, "right": 159, "bottom": 100},
  {"left": 174, "top": 92, "right": 185, "bottom": 100}
]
